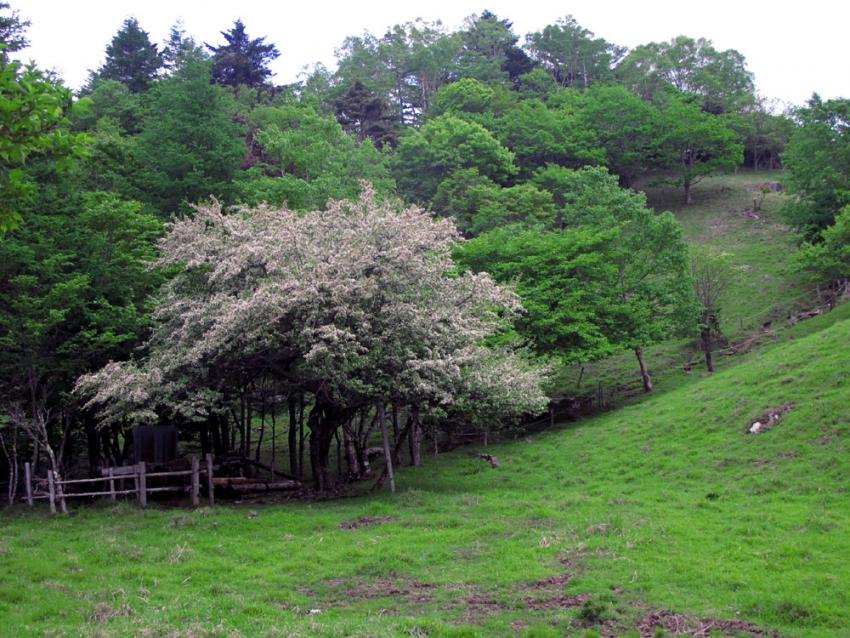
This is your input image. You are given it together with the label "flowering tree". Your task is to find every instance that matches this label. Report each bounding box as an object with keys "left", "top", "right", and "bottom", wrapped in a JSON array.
[{"left": 77, "top": 186, "right": 548, "bottom": 489}]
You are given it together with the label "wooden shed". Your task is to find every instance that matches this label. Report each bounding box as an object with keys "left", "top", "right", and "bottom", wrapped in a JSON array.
[{"left": 132, "top": 426, "right": 178, "bottom": 464}]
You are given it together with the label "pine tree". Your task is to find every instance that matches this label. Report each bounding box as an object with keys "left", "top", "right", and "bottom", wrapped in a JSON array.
[
  {"left": 162, "top": 19, "right": 206, "bottom": 72},
  {"left": 206, "top": 19, "right": 279, "bottom": 89},
  {"left": 93, "top": 18, "right": 162, "bottom": 93},
  {"left": 334, "top": 81, "right": 397, "bottom": 148},
  {"left": 0, "top": 1, "right": 30, "bottom": 62}
]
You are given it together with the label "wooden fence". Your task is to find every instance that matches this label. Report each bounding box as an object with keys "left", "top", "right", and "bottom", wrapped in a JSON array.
[{"left": 23, "top": 454, "right": 215, "bottom": 514}]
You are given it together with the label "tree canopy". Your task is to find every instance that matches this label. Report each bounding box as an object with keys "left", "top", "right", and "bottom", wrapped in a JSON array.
[{"left": 617, "top": 35, "right": 754, "bottom": 114}]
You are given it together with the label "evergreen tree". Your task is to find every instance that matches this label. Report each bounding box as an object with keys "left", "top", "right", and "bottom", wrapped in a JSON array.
[
  {"left": 206, "top": 19, "right": 279, "bottom": 89},
  {"left": 334, "top": 81, "right": 397, "bottom": 148},
  {"left": 0, "top": 2, "right": 30, "bottom": 62},
  {"left": 92, "top": 18, "right": 162, "bottom": 93},
  {"left": 162, "top": 19, "right": 207, "bottom": 72},
  {"left": 456, "top": 10, "right": 520, "bottom": 85},
  {"left": 136, "top": 60, "right": 245, "bottom": 214}
]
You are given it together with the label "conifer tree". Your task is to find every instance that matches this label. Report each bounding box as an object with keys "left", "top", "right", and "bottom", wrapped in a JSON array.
[
  {"left": 334, "top": 81, "right": 397, "bottom": 148},
  {"left": 0, "top": 1, "right": 30, "bottom": 62},
  {"left": 206, "top": 19, "right": 279, "bottom": 89},
  {"left": 162, "top": 19, "right": 206, "bottom": 72},
  {"left": 93, "top": 18, "right": 162, "bottom": 93}
]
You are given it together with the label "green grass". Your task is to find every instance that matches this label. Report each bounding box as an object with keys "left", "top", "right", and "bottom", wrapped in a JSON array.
[
  {"left": 3, "top": 303, "right": 850, "bottom": 637},
  {"left": 643, "top": 170, "right": 810, "bottom": 335}
]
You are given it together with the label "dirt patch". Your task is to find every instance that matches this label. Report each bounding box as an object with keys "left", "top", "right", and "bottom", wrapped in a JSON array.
[
  {"left": 527, "top": 573, "right": 573, "bottom": 590},
  {"left": 339, "top": 515, "right": 395, "bottom": 530},
  {"left": 88, "top": 602, "right": 134, "bottom": 623},
  {"left": 458, "top": 593, "right": 510, "bottom": 622},
  {"left": 520, "top": 572, "right": 587, "bottom": 610},
  {"left": 324, "top": 577, "right": 435, "bottom": 604},
  {"left": 747, "top": 403, "right": 793, "bottom": 434},
  {"left": 787, "top": 308, "right": 824, "bottom": 326},
  {"left": 523, "top": 593, "right": 590, "bottom": 610},
  {"left": 637, "top": 610, "right": 777, "bottom": 637}
]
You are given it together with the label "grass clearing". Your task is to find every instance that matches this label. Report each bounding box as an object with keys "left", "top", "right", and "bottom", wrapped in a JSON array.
[{"left": 3, "top": 301, "right": 850, "bottom": 637}]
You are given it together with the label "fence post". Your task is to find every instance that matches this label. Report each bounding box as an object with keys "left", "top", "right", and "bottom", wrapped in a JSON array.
[
  {"left": 47, "top": 470, "right": 56, "bottom": 514},
  {"left": 137, "top": 462, "right": 147, "bottom": 508},
  {"left": 24, "top": 462, "right": 33, "bottom": 506},
  {"left": 205, "top": 453, "right": 215, "bottom": 506},
  {"left": 108, "top": 467, "right": 116, "bottom": 502},
  {"left": 190, "top": 455, "right": 200, "bottom": 507},
  {"left": 55, "top": 471, "right": 67, "bottom": 514}
]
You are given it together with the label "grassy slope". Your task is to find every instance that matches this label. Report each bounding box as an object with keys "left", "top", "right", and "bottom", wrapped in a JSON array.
[
  {"left": 644, "top": 171, "right": 809, "bottom": 335},
  {"left": 554, "top": 171, "right": 812, "bottom": 407},
  {"left": 2, "top": 304, "right": 849, "bottom": 637}
]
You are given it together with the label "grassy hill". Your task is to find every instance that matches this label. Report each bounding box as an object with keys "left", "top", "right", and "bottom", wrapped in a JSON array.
[{"left": 2, "top": 297, "right": 849, "bottom": 636}]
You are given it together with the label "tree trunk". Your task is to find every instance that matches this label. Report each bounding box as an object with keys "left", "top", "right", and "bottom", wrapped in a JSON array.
[
  {"left": 200, "top": 421, "right": 211, "bottom": 456},
  {"left": 391, "top": 403, "right": 400, "bottom": 466},
  {"left": 702, "top": 329, "right": 714, "bottom": 372},
  {"left": 634, "top": 347, "right": 653, "bottom": 393},
  {"left": 298, "top": 395, "right": 305, "bottom": 480},
  {"left": 409, "top": 406, "right": 421, "bottom": 467},
  {"left": 84, "top": 412, "right": 101, "bottom": 476},
  {"left": 254, "top": 400, "right": 266, "bottom": 463},
  {"left": 288, "top": 396, "right": 298, "bottom": 477},
  {"left": 210, "top": 413, "right": 223, "bottom": 456},
  {"left": 377, "top": 400, "right": 395, "bottom": 493},
  {"left": 343, "top": 422, "right": 360, "bottom": 477},
  {"left": 270, "top": 408, "right": 276, "bottom": 476},
  {"left": 244, "top": 394, "right": 253, "bottom": 459},
  {"left": 0, "top": 425, "right": 18, "bottom": 505},
  {"left": 684, "top": 179, "right": 693, "bottom": 205},
  {"left": 309, "top": 427, "right": 322, "bottom": 491},
  {"left": 335, "top": 430, "right": 342, "bottom": 478}
]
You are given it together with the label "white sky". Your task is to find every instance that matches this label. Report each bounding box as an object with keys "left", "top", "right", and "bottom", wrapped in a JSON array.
[{"left": 16, "top": 0, "right": 850, "bottom": 107}]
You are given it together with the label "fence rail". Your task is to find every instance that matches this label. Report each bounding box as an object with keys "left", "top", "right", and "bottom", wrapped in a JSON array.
[{"left": 24, "top": 454, "right": 215, "bottom": 514}]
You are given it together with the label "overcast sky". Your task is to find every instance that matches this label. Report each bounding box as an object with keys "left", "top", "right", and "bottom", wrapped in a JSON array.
[{"left": 16, "top": 0, "right": 850, "bottom": 107}]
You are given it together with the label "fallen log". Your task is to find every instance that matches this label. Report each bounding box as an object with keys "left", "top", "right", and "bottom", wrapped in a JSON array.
[
  {"left": 212, "top": 476, "right": 252, "bottom": 486},
  {"left": 244, "top": 458, "right": 300, "bottom": 481},
  {"left": 227, "top": 480, "right": 300, "bottom": 493},
  {"left": 213, "top": 477, "right": 301, "bottom": 491}
]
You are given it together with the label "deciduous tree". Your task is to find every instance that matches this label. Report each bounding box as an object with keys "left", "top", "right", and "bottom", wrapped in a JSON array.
[
  {"left": 0, "top": 61, "right": 88, "bottom": 235},
  {"left": 782, "top": 95, "right": 850, "bottom": 238},
  {"left": 77, "top": 187, "right": 548, "bottom": 489},
  {"left": 690, "top": 247, "right": 733, "bottom": 372},
  {"left": 393, "top": 114, "right": 516, "bottom": 203},
  {"left": 525, "top": 16, "right": 624, "bottom": 89},
  {"left": 617, "top": 36, "right": 754, "bottom": 114},
  {"left": 656, "top": 97, "right": 743, "bottom": 204}
]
